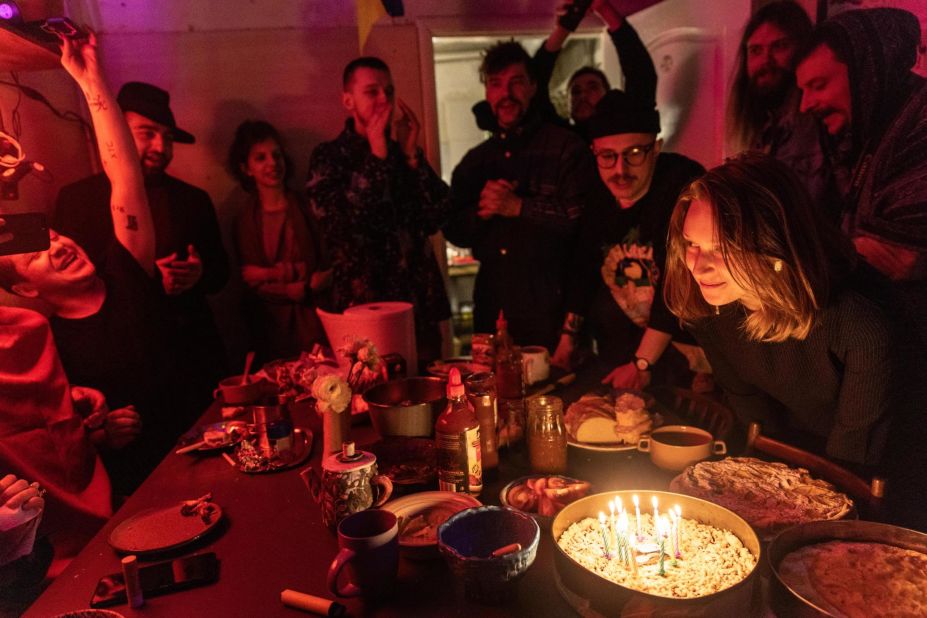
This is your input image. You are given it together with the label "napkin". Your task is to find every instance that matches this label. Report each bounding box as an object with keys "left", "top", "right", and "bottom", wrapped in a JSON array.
[{"left": 0, "top": 503, "right": 42, "bottom": 566}]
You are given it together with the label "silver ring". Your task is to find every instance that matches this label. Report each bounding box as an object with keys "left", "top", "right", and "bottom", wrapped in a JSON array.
[{"left": 30, "top": 482, "right": 46, "bottom": 499}]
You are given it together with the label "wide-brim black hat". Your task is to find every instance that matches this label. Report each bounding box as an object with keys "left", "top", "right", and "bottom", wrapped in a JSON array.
[{"left": 116, "top": 81, "right": 195, "bottom": 144}]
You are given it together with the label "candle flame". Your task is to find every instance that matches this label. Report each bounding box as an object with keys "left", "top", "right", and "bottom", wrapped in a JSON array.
[
  {"left": 632, "top": 494, "right": 639, "bottom": 506},
  {"left": 599, "top": 512, "right": 606, "bottom": 524},
  {"left": 651, "top": 495, "right": 658, "bottom": 508},
  {"left": 675, "top": 504, "right": 681, "bottom": 517}
]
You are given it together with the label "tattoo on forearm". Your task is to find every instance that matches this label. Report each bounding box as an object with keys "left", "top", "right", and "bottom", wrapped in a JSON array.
[
  {"left": 87, "top": 93, "right": 108, "bottom": 112},
  {"left": 126, "top": 215, "right": 138, "bottom": 231},
  {"left": 105, "top": 141, "right": 117, "bottom": 159},
  {"left": 111, "top": 204, "right": 125, "bottom": 214}
]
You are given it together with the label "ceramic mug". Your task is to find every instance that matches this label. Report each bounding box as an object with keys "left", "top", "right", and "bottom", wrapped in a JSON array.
[
  {"left": 521, "top": 346, "right": 550, "bottom": 385},
  {"left": 637, "top": 425, "right": 727, "bottom": 471},
  {"left": 327, "top": 509, "right": 399, "bottom": 598},
  {"left": 300, "top": 446, "right": 393, "bottom": 531},
  {"left": 213, "top": 375, "right": 265, "bottom": 405}
]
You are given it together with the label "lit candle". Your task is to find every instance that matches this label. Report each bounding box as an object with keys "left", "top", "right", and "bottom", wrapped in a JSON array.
[
  {"left": 598, "top": 512, "right": 611, "bottom": 558},
  {"left": 616, "top": 496, "right": 623, "bottom": 516},
  {"left": 628, "top": 531, "right": 639, "bottom": 577},
  {"left": 633, "top": 495, "right": 642, "bottom": 540},
  {"left": 657, "top": 517, "right": 666, "bottom": 576},
  {"left": 619, "top": 511, "right": 629, "bottom": 565},
  {"left": 609, "top": 500, "right": 619, "bottom": 561},
  {"left": 670, "top": 510, "right": 678, "bottom": 566},
  {"left": 652, "top": 496, "right": 659, "bottom": 539},
  {"left": 674, "top": 505, "right": 683, "bottom": 559}
]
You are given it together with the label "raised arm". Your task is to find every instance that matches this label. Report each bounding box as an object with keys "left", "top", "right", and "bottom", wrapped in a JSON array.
[
  {"left": 60, "top": 35, "right": 155, "bottom": 275},
  {"left": 596, "top": 1, "right": 658, "bottom": 103}
]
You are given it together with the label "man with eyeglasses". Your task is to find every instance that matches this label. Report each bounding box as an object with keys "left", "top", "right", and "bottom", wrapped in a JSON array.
[
  {"left": 446, "top": 41, "right": 605, "bottom": 357},
  {"left": 726, "top": 2, "right": 837, "bottom": 218},
  {"left": 561, "top": 89, "right": 706, "bottom": 389}
]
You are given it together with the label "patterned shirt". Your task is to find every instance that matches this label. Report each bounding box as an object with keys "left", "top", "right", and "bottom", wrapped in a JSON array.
[{"left": 306, "top": 119, "right": 451, "bottom": 326}]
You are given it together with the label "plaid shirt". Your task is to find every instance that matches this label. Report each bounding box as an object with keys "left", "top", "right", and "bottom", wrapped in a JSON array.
[{"left": 306, "top": 119, "right": 451, "bottom": 325}]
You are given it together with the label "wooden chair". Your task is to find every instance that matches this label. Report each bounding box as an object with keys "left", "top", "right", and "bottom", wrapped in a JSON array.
[
  {"left": 661, "top": 387, "right": 735, "bottom": 441},
  {"left": 746, "top": 422, "right": 885, "bottom": 512}
]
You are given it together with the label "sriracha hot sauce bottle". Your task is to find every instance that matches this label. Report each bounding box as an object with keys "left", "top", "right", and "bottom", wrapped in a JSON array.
[{"left": 435, "top": 368, "right": 483, "bottom": 496}]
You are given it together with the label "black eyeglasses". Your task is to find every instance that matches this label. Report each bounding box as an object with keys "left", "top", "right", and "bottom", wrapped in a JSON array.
[{"left": 593, "top": 142, "right": 656, "bottom": 169}]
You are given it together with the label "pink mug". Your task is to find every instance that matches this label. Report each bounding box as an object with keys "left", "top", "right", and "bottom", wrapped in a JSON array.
[{"left": 327, "top": 509, "right": 399, "bottom": 599}]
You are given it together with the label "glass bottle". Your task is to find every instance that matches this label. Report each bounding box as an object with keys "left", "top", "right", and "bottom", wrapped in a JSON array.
[
  {"left": 526, "top": 395, "right": 568, "bottom": 474},
  {"left": 464, "top": 371, "right": 499, "bottom": 477},
  {"left": 494, "top": 311, "right": 525, "bottom": 446},
  {"left": 435, "top": 368, "right": 482, "bottom": 496}
]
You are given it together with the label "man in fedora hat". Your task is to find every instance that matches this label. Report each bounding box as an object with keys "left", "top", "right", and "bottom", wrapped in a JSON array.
[{"left": 54, "top": 80, "right": 229, "bottom": 412}]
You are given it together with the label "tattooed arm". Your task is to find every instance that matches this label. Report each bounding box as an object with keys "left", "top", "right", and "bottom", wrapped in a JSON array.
[{"left": 60, "top": 34, "right": 155, "bottom": 275}]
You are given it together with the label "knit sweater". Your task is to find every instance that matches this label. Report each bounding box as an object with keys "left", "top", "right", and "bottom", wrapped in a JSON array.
[{"left": 690, "top": 281, "right": 898, "bottom": 466}]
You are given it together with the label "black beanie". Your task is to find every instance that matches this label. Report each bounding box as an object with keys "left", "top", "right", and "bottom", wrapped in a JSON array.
[{"left": 586, "top": 89, "right": 660, "bottom": 138}]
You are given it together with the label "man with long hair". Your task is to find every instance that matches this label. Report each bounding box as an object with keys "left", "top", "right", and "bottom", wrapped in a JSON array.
[
  {"left": 727, "top": 2, "right": 836, "bottom": 217},
  {"left": 795, "top": 8, "right": 927, "bottom": 346}
]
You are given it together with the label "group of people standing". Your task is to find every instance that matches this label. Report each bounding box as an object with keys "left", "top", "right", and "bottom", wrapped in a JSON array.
[{"left": 1, "top": 0, "right": 925, "bottom": 601}]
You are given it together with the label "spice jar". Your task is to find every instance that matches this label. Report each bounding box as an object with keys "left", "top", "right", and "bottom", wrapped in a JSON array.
[{"left": 526, "top": 396, "right": 568, "bottom": 474}]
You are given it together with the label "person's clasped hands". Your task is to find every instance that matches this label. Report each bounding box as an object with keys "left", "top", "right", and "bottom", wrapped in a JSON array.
[
  {"left": 71, "top": 385, "right": 142, "bottom": 449},
  {"left": 478, "top": 179, "right": 522, "bottom": 219},
  {"left": 0, "top": 475, "right": 45, "bottom": 567}
]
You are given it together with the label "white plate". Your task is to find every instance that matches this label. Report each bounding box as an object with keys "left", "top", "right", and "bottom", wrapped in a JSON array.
[
  {"left": 383, "top": 491, "right": 481, "bottom": 559},
  {"left": 568, "top": 413, "right": 664, "bottom": 452}
]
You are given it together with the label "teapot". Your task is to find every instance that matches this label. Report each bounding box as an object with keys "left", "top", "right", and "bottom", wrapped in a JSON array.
[{"left": 301, "top": 442, "right": 393, "bottom": 531}]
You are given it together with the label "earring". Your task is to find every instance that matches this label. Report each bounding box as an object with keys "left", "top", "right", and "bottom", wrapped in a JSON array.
[
  {"left": 773, "top": 260, "right": 783, "bottom": 273},
  {"left": 714, "top": 305, "right": 720, "bottom": 315}
]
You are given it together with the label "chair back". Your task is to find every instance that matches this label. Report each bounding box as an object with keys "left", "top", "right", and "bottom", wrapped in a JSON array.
[
  {"left": 664, "top": 387, "right": 735, "bottom": 441},
  {"left": 746, "top": 422, "right": 885, "bottom": 511}
]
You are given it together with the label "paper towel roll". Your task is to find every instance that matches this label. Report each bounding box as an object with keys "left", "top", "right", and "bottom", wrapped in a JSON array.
[{"left": 317, "top": 302, "right": 418, "bottom": 376}]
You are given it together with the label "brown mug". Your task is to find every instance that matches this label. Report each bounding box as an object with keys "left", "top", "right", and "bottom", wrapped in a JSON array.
[
  {"left": 214, "top": 375, "right": 266, "bottom": 405},
  {"left": 327, "top": 509, "right": 399, "bottom": 598},
  {"left": 300, "top": 442, "right": 393, "bottom": 531}
]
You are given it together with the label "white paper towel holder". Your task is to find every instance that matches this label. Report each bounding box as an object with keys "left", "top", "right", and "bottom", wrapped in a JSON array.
[{"left": 316, "top": 303, "right": 418, "bottom": 376}]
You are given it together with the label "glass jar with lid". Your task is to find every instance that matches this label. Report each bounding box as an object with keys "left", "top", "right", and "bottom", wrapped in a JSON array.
[{"left": 526, "top": 395, "right": 568, "bottom": 474}]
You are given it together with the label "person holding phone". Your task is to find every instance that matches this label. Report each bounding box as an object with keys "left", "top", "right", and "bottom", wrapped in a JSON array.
[{"left": 0, "top": 34, "right": 178, "bottom": 494}]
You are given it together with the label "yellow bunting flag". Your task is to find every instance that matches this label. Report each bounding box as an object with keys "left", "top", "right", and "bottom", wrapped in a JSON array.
[{"left": 356, "top": 0, "right": 387, "bottom": 53}]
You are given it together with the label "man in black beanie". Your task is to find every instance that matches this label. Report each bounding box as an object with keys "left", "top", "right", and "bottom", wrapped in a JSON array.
[{"left": 561, "top": 89, "right": 706, "bottom": 389}]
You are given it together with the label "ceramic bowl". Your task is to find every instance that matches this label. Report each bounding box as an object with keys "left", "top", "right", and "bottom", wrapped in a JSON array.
[
  {"left": 363, "top": 377, "right": 446, "bottom": 437},
  {"left": 500, "top": 475, "right": 591, "bottom": 529},
  {"left": 438, "top": 506, "right": 540, "bottom": 604}
]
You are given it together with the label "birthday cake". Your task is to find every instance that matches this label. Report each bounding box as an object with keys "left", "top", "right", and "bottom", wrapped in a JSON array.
[
  {"left": 670, "top": 458, "right": 853, "bottom": 538},
  {"left": 778, "top": 541, "right": 927, "bottom": 617},
  {"left": 557, "top": 511, "right": 756, "bottom": 598}
]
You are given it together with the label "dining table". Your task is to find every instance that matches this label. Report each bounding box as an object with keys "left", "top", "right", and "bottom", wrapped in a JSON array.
[{"left": 25, "top": 363, "right": 759, "bottom": 618}]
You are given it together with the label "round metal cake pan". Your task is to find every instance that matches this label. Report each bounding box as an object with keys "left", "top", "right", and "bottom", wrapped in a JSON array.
[
  {"left": 767, "top": 519, "right": 927, "bottom": 617},
  {"left": 551, "top": 490, "right": 762, "bottom": 616}
]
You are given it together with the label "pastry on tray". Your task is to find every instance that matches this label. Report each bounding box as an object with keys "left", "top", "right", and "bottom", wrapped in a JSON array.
[
  {"left": 778, "top": 540, "right": 927, "bottom": 618},
  {"left": 670, "top": 457, "right": 853, "bottom": 537}
]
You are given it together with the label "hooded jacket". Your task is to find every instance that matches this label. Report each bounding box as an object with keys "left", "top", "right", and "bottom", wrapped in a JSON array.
[{"left": 822, "top": 8, "right": 927, "bottom": 269}]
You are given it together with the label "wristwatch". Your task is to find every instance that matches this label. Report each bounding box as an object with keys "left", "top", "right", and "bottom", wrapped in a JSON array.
[{"left": 634, "top": 357, "right": 652, "bottom": 372}]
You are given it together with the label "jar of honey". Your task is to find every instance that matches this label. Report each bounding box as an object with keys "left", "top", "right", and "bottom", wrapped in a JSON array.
[{"left": 526, "top": 396, "right": 568, "bottom": 474}]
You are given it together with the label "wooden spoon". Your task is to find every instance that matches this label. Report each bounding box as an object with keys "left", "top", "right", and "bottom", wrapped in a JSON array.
[{"left": 240, "top": 350, "right": 256, "bottom": 386}]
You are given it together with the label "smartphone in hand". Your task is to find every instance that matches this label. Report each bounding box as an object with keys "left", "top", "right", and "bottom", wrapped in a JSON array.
[
  {"left": 90, "top": 552, "right": 219, "bottom": 608},
  {"left": 0, "top": 213, "right": 50, "bottom": 257}
]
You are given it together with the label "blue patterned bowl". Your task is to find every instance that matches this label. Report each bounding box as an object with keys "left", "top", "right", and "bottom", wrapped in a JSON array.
[{"left": 437, "top": 505, "right": 540, "bottom": 604}]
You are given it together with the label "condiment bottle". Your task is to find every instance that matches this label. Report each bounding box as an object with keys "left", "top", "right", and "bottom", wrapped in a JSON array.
[
  {"left": 435, "top": 368, "right": 482, "bottom": 496},
  {"left": 493, "top": 311, "right": 525, "bottom": 446},
  {"left": 526, "top": 395, "right": 568, "bottom": 474},
  {"left": 464, "top": 371, "right": 499, "bottom": 479}
]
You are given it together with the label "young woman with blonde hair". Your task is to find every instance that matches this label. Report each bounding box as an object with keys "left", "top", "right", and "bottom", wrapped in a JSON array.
[{"left": 663, "top": 153, "right": 904, "bottom": 467}]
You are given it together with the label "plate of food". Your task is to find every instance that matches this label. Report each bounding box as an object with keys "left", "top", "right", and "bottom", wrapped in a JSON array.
[
  {"left": 177, "top": 421, "right": 249, "bottom": 453},
  {"left": 233, "top": 427, "right": 313, "bottom": 473},
  {"left": 108, "top": 498, "right": 222, "bottom": 555},
  {"left": 500, "top": 475, "right": 592, "bottom": 527},
  {"left": 565, "top": 390, "right": 662, "bottom": 452},
  {"left": 670, "top": 457, "right": 855, "bottom": 539},
  {"left": 425, "top": 357, "right": 491, "bottom": 380},
  {"left": 384, "top": 491, "right": 481, "bottom": 559}
]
